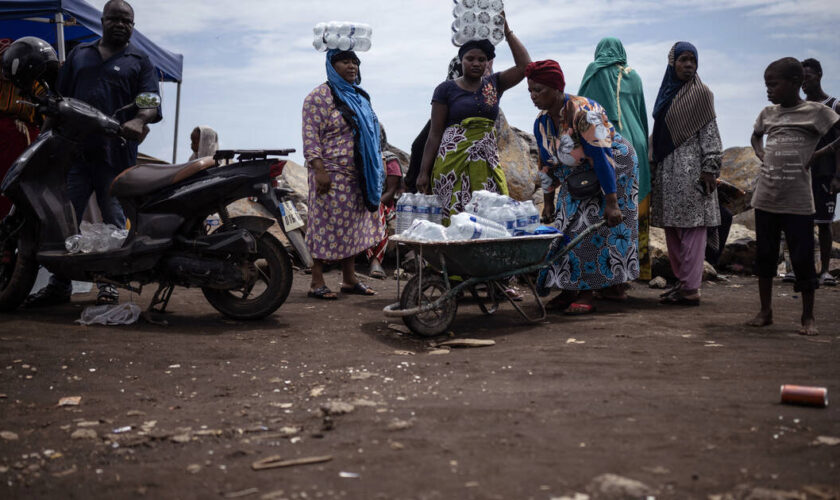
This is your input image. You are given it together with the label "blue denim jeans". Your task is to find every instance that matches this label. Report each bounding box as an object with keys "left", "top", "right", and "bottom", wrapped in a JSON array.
[{"left": 47, "top": 161, "right": 126, "bottom": 293}]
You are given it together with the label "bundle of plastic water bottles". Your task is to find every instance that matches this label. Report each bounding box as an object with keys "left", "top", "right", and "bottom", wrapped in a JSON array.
[
  {"left": 399, "top": 190, "right": 542, "bottom": 242},
  {"left": 395, "top": 193, "right": 444, "bottom": 234},
  {"left": 313, "top": 21, "right": 372, "bottom": 52},
  {"left": 451, "top": 0, "right": 505, "bottom": 47},
  {"left": 65, "top": 221, "right": 128, "bottom": 254}
]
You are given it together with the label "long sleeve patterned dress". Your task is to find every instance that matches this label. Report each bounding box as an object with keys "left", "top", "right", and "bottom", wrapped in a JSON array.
[
  {"left": 302, "top": 83, "right": 382, "bottom": 261},
  {"left": 536, "top": 95, "right": 640, "bottom": 292}
]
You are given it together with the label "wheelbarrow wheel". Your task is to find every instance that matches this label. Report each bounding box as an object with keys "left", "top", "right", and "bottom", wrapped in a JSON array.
[{"left": 400, "top": 274, "right": 457, "bottom": 337}]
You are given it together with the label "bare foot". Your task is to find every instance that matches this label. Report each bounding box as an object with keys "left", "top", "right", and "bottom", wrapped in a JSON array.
[
  {"left": 747, "top": 310, "right": 773, "bottom": 327},
  {"left": 797, "top": 317, "right": 818, "bottom": 336}
]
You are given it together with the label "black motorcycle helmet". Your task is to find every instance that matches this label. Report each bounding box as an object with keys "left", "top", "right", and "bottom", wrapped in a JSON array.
[{"left": 1, "top": 37, "right": 59, "bottom": 94}]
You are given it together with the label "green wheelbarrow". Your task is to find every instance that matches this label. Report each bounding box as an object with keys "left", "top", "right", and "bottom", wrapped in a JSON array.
[{"left": 383, "top": 222, "right": 604, "bottom": 337}]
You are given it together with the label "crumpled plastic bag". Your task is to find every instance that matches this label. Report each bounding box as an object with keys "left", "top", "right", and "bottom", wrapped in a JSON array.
[{"left": 76, "top": 302, "right": 141, "bottom": 326}]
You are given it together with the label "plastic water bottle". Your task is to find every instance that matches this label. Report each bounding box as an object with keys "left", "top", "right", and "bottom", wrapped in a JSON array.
[
  {"left": 447, "top": 213, "right": 510, "bottom": 240},
  {"left": 404, "top": 219, "right": 448, "bottom": 242},
  {"left": 65, "top": 234, "right": 83, "bottom": 254},
  {"left": 354, "top": 38, "right": 371, "bottom": 51},
  {"left": 79, "top": 234, "right": 95, "bottom": 254},
  {"left": 205, "top": 214, "right": 221, "bottom": 234},
  {"left": 497, "top": 205, "right": 517, "bottom": 235},
  {"left": 396, "top": 194, "right": 415, "bottom": 234},
  {"left": 522, "top": 201, "right": 540, "bottom": 233},
  {"left": 462, "top": 213, "right": 508, "bottom": 233}
]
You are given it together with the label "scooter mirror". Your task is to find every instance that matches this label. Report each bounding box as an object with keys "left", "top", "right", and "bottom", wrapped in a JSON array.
[{"left": 135, "top": 92, "right": 161, "bottom": 109}]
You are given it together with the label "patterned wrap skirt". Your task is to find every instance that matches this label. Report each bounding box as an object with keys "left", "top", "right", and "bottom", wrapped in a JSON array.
[
  {"left": 305, "top": 168, "right": 383, "bottom": 261},
  {"left": 431, "top": 117, "right": 509, "bottom": 225},
  {"left": 538, "top": 134, "right": 640, "bottom": 291}
]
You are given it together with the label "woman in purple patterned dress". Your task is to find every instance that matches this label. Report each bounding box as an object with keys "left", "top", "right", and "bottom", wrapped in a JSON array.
[{"left": 302, "top": 50, "right": 383, "bottom": 299}]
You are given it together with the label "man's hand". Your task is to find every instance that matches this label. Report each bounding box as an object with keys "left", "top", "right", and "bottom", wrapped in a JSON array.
[
  {"left": 831, "top": 177, "right": 840, "bottom": 195},
  {"left": 120, "top": 118, "right": 149, "bottom": 142}
]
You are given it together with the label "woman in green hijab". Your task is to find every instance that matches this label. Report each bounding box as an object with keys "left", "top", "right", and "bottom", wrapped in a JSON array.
[{"left": 579, "top": 38, "right": 652, "bottom": 287}]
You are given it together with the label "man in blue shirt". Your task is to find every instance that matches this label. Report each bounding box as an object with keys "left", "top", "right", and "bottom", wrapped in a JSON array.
[{"left": 25, "top": 0, "right": 161, "bottom": 307}]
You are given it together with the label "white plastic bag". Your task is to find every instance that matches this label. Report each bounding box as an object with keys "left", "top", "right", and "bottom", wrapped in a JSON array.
[{"left": 76, "top": 302, "right": 141, "bottom": 326}]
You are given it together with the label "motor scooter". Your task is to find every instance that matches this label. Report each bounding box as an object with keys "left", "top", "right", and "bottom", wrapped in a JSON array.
[{"left": 0, "top": 89, "right": 297, "bottom": 320}]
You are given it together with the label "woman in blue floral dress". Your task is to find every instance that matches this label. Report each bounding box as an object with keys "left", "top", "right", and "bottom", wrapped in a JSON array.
[{"left": 526, "top": 60, "right": 639, "bottom": 314}]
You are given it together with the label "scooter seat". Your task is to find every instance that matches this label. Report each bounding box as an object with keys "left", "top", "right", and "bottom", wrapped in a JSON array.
[{"left": 111, "top": 156, "right": 216, "bottom": 198}]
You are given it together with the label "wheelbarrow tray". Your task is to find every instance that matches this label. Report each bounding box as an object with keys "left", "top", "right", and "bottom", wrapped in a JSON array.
[{"left": 390, "top": 233, "right": 562, "bottom": 278}]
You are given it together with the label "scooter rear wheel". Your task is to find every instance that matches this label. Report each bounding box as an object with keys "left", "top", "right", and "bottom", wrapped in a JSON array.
[
  {"left": 0, "top": 217, "right": 39, "bottom": 312},
  {"left": 202, "top": 232, "right": 292, "bottom": 320}
]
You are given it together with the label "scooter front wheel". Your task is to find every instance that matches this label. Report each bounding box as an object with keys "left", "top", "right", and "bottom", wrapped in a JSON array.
[
  {"left": 0, "top": 216, "right": 39, "bottom": 312},
  {"left": 202, "top": 232, "right": 293, "bottom": 320}
]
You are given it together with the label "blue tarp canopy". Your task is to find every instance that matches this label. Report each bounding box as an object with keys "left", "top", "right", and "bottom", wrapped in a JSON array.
[{"left": 0, "top": 0, "right": 183, "bottom": 82}]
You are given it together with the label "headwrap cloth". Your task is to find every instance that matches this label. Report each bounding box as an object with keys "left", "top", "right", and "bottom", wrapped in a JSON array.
[
  {"left": 325, "top": 48, "right": 383, "bottom": 211},
  {"left": 524, "top": 60, "right": 565, "bottom": 92},
  {"left": 651, "top": 41, "right": 716, "bottom": 162},
  {"left": 458, "top": 39, "right": 495, "bottom": 61},
  {"left": 579, "top": 37, "right": 627, "bottom": 94}
]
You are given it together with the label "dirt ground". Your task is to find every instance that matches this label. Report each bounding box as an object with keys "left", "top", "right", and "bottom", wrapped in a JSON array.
[{"left": 1, "top": 268, "right": 839, "bottom": 500}]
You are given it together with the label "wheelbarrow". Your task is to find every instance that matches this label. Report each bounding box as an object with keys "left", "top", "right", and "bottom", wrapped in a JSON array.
[{"left": 383, "top": 222, "right": 604, "bottom": 336}]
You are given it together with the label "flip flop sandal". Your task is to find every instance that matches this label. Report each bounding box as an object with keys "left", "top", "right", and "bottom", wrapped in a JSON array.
[
  {"left": 96, "top": 285, "right": 119, "bottom": 306},
  {"left": 659, "top": 283, "right": 682, "bottom": 298},
  {"left": 660, "top": 294, "right": 700, "bottom": 306},
  {"left": 564, "top": 302, "right": 596, "bottom": 315},
  {"left": 545, "top": 296, "right": 573, "bottom": 311},
  {"left": 503, "top": 287, "right": 524, "bottom": 302},
  {"left": 819, "top": 273, "right": 837, "bottom": 286},
  {"left": 340, "top": 282, "right": 377, "bottom": 296},
  {"left": 369, "top": 263, "right": 387, "bottom": 280},
  {"left": 307, "top": 285, "right": 338, "bottom": 300}
]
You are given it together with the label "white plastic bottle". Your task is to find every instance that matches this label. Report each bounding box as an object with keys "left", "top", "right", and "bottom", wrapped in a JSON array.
[
  {"left": 446, "top": 212, "right": 509, "bottom": 240},
  {"left": 65, "top": 234, "right": 82, "bottom": 254},
  {"left": 522, "top": 201, "right": 540, "bottom": 234},
  {"left": 396, "top": 193, "right": 415, "bottom": 234}
]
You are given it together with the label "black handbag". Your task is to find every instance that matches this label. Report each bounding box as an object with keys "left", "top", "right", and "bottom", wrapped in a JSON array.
[{"left": 566, "top": 169, "right": 601, "bottom": 200}]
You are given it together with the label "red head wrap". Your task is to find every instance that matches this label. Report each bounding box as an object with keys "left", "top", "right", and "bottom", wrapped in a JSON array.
[{"left": 525, "top": 60, "right": 565, "bottom": 92}]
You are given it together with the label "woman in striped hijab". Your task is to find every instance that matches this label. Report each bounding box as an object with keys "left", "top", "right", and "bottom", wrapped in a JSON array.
[{"left": 650, "top": 41, "right": 722, "bottom": 306}]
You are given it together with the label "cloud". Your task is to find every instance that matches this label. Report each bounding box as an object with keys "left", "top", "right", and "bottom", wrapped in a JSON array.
[{"left": 82, "top": 0, "right": 840, "bottom": 164}]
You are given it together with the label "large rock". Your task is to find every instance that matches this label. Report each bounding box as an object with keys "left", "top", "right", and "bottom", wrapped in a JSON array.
[
  {"left": 495, "top": 110, "right": 540, "bottom": 202},
  {"left": 732, "top": 208, "right": 755, "bottom": 231},
  {"left": 649, "top": 226, "right": 672, "bottom": 279},
  {"left": 718, "top": 224, "right": 757, "bottom": 274},
  {"left": 720, "top": 146, "right": 761, "bottom": 198}
]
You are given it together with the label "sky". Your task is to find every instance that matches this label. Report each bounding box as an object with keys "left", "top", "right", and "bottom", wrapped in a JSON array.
[{"left": 86, "top": 0, "right": 840, "bottom": 166}]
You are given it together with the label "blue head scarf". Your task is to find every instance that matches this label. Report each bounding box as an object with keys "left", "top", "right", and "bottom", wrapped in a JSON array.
[
  {"left": 652, "top": 41, "right": 697, "bottom": 119},
  {"left": 326, "top": 49, "right": 383, "bottom": 210}
]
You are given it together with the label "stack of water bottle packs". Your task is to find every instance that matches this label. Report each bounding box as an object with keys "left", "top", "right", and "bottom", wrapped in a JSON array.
[
  {"left": 312, "top": 21, "right": 372, "bottom": 52},
  {"left": 65, "top": 221, "right": 129, "bottom": 254},
  {"left": 397, "top": 190, "right": 543, "bottom": 242},
  {"left": 451, "top": 0, "right": 505, "bottom": 46}
]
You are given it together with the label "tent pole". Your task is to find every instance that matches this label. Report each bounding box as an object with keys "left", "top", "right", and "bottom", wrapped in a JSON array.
[
  {"left": 172, "top": 81, "right": 181, "bottom": 163},
  {"left": 54, "top": 12, "right": 66, "bottom": 62}
]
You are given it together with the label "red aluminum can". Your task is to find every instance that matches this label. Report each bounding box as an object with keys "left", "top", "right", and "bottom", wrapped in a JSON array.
[{"left": 780, "top": 385, "right": 828, "bottom": 408}]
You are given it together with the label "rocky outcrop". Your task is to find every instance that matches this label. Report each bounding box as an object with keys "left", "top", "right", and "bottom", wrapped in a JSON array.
[
  {"left": 719, "top": 146, "right": 761, "bottom": 216},
  {"left": 718, "top": 224, "right": 757, "bottom": 274},
  {"left": 495, "top": 110, "right": 540, "bottom": 202},
  {"left": 720, "top": 146, "right": 761, "bottom": 196}
]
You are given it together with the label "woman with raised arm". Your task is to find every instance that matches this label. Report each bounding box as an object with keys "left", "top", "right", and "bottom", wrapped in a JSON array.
[{"left": 415, "top": 13, "right": 530, "bottom": 225}]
